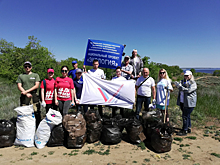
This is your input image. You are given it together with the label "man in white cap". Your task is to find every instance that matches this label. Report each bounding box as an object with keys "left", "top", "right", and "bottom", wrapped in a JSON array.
[
  {"left": 16, "top": 61, "right": 41, "bottom": 126},
  {"left": 129, "top": 49, "right": 143, "bottom": 79},
  {"left": 121, "top": 56, "right": 133, "bottom": 80}
]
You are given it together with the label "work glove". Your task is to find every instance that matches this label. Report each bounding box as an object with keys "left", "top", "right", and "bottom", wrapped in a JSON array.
[
  {"left": 41, "top": 101, "right": 46, "bottom": 108},
  {"left": 174, "top": 81, "right": 181, "bottom": 88},
  {"left": 149, "top": 103, "right": 156, "bottom": 109},
  {"left": 152, "top": 99, "right": 156, "bottom": 105}
]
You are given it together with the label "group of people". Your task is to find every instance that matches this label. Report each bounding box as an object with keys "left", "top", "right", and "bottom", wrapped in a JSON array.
[{"left": 16, "top": 49, "right": 197, "bottom": 136}]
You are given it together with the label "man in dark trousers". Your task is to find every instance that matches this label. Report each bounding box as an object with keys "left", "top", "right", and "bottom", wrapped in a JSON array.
[{"left": 16, "top": 61, "right": 41, "bottom": 127}]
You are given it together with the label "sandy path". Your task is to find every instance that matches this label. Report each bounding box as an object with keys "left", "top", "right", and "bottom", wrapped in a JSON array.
[{"left": 0, "top": 128, "right": 220, "bottom": 165}]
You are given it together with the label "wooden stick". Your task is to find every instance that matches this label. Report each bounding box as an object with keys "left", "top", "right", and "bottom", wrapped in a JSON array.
[{"left": 164, "top": 87, "right": 169, "bottom": 123}]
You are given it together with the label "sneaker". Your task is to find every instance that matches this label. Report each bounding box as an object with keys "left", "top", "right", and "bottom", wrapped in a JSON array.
[
  {"left": 188, "top": 128, "right": 191, "bottom": 133},
  {"left": 176, "top": 130, "right": 188, "bottom": 136}
]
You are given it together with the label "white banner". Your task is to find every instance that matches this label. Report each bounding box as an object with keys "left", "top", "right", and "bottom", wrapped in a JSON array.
[{"left": 80, "top": 73, "right": 135, "bottom": 109}]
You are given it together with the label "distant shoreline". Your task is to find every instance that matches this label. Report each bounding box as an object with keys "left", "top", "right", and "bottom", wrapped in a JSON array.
[
  {"left": 181, "top": 68, "right": 220, "bottom": 74},
  {"left": 181, "top": 68, "right": 220, "bottom": 69}
]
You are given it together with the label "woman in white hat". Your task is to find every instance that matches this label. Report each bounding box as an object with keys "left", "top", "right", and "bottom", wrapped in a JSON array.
[{"left": 175, "top": 70, "right": 197, "bottom": 136}]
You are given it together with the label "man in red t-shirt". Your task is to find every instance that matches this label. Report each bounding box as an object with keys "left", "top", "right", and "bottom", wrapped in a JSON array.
[{"left": 40, "top": 68, "right": 57, "bottom": 113}]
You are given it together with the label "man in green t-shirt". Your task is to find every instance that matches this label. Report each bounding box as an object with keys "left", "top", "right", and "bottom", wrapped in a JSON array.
[{"left": 16, "top": 61, "right": 41, "bottom": 126}]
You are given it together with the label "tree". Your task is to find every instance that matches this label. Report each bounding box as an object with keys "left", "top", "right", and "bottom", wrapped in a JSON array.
[
  {"left": 0, "top": 36, "right": 58, "bottom": 83},
  {"left": 213, "top": 70, "right": 220, "bottom": 76}
]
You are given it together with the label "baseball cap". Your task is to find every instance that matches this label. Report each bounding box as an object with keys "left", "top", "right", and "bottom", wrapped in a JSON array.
[
  {"left": 47, "top": 68, "right": 54, "bottom": 73},
  {"left": 184, "top": 70, "right": 192, "bottom": 76},
  {"left": 72, "top": 60, "right": 77, "bottom": 64},
  {"left": 124, "top": 56, "right": 130, "bottom": 60},
  {"left": 76, "top": 68, "right": 83, "bottom": 73},
  {"left": 24, "top": 61, "right": 32, "bottom": 66},
  {"left": 132, "top": 49, "right": 137, "bottom": 52}
]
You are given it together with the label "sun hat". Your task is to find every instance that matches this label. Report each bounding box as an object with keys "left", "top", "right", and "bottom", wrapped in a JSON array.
[
  {"left": 47, "top": 68, "right": 54, "bottom": 73},
  {"left": 24, "top": 61, "right": 32, "bottom": 66},
  {"left": 184, "top": 70, "right": 192, "bottom": 76}
]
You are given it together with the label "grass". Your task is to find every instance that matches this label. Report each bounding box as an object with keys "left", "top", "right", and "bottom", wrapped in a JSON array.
[
  {"left": 48, "top": 151, "right": 55, "bottom": 155},
  {"left": 30, "top": 152, "right": 38, "bottom": 156},
  {"left": 174, "top": 137, "right": 183, "bottom": 142},
  {"left": 211, "top": 153, "right": 220, "bottom": 158},
  {"left": 0, "top": 78, "right": 20, "bottom": 120},
  {"left": 185, "top": 136, "right": 197, "bottom": 140}
]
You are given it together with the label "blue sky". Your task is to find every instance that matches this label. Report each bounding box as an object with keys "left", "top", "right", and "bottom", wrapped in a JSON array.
[{"left": 0, "top": 0, "right": 219, "bottom": 68}]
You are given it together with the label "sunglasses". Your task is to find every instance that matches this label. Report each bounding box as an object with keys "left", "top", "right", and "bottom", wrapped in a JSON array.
[
  {"left": 61, "top": 70, "right": 68, "bottom": 73},
  {"left": 24, "top": 65, "right": 31, "bottom": 68},
  {"left": 48, "top": 72, "right": 54, "bottom": 74},
  {"left": 160, "top": 72, "right": 165, "bottom": 74}
]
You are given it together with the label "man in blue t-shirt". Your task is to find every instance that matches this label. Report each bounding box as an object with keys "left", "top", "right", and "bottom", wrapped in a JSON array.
[
  {"left": 73, "top": 68, "right": 88, "bottom": 114},
  {"left": 68, "top": 60, "right": 78, "bottom": 80}
]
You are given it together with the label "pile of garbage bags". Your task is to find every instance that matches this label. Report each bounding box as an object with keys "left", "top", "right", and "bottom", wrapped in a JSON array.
[{"left": 0, "top": 105, "right": 174, "bottom": 153}]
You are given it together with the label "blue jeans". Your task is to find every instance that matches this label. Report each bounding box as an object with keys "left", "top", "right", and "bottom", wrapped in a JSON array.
[
  {"left": 182, "top": 107, "right": 194, "bottom": 131},
  {"left": 136, "top": 95, "right": 151, "bottom": 119}
]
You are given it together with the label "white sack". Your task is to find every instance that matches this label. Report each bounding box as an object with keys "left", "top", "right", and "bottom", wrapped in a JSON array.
[
  {"left": 14, "top": 105, "right": 35, "bottom": 147},
  {"left": 35, "top": 108, "right": 62, "bottom": 149}
]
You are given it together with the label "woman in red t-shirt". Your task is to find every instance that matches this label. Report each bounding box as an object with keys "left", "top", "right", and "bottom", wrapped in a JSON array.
[
  {"left": 40, "top": 68, "right": 56, "bottom": 113},
  {"left": 54, "top": 66, "right": 76, "bottom": 116}
]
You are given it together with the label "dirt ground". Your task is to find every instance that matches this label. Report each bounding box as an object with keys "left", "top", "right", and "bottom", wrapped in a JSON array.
[{"left": 1, "top": 126, "right": 220, "bottom": 165}]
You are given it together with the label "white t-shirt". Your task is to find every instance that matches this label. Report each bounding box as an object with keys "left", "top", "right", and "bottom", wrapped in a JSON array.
[
  {"left": 88, "top": 68, "right": 105, "bottom": 79},
  {"left": 133, "top": 57, "right": 137, "bottom": 67},
  {"left": 111, "top": 76, "right": 126, "bottom": 81},
  {"left": 136, "top": 76, "right": 155, "bottom": 97},
  {"left": 156, "top": 79, "right": 173, "bottom": 106},
  {"left": 121, "top": 63, "right": 133, "bottom": 80}
]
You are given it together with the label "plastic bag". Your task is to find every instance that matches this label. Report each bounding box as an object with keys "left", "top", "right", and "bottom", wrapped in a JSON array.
[
  {"left": 35, "top": 109, "right": 62, "bottom": 149},
  {"left": 86, "top": 121, "right": 102, "bottom": 143},
  {"left": 101, "top": 118, "right": 122, "bottom": 145},
  {"left": 142, "top": 110, "right": 162, "bottom": 140},
  {"left": 63, "top": 113, "right": 87, "bottom": 148},
  {"left": 85, "top": 109, "right": 102, "bottom": 143},
  {"left": 0, "top": 120, "right": 15, "bottom": 148},
  {"left": 14, "top": 105, "right": 36, "bottom": 147},
  {"left": 47, "top": 124, "right": 64, "bottom": 147},
  {"left": 125, "top": 118, "right": 146, "bottom": 144},
  {"left": 151, "top": 123, "right": 173, "bottom": 153}
]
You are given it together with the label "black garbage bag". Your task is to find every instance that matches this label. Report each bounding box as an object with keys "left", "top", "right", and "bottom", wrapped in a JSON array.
[
  {"left": 0, "top": 120, "right": 16, "bottom": 148},
  {"left": 84, "top": 109, "right": 101, "bottom": 123},
  {"left": 66, "top": 133, "right": 87, "bottom": 148},
  {"left": 151, "top": 123, "right": 173, "bottom": 153},
  {"left": 117, "top": 118, "right": 128, "bottom": 132},
  {"left": 86, "top": 121, "right": 102, "bottom": 143},
  {"left": 125, "top": 118, "right": 146, "bottom": 144},
  {"left": 47, "top": 124, "right": 64, "bottom": 147},
  {"left": 85, "top": 109, "right": 102, "bottom": 143},
  {"left": 101, "top": 118, "right": 122, "bottom": 145},
  {"left": 142, "top": 110, "right": 162, "bottom": 140}
]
